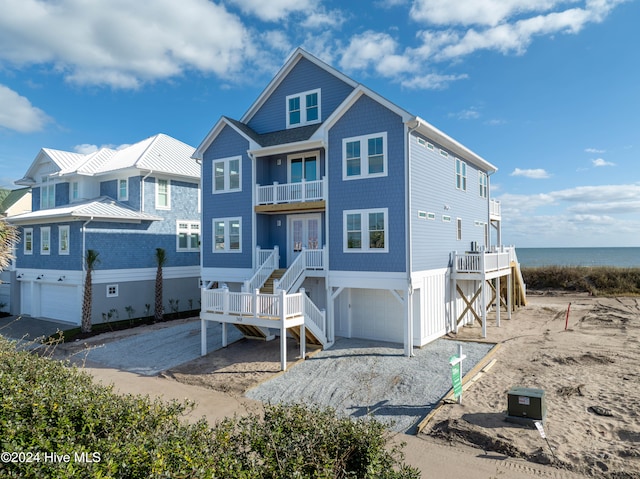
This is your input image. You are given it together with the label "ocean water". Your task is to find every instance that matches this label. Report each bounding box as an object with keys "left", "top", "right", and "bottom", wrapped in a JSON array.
[{"left": 515, "top": 247, "right": 640, "bottom": 268}]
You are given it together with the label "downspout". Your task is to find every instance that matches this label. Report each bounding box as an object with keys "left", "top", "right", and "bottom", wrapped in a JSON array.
[
  {"left": 195, "top": 159, "right": 203, "bottom": 274},
  {"left": 247, "top": 151, "right": 257, "bottom": 270},
  {"left": 141, "top": 170, "right": 153, "bottom": 212},
  {"left": 405, "top": 119, "right": 421, "bottom": 357}
]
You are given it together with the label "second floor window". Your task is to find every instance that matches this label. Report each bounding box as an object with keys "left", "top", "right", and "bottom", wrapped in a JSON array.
[
  {"left": 286, "top": 89, "right": 321, "bottom": 128},
  {"left": 213, "top": 156, "right": 241, "bottom": 193},
  {"left": 213, "top": 217, "right": 241, "bottom": 252},
  {"left": 343, "top": 132, "right": 388, "bottom": 180},
  {"left": 59, "top": 225, "right": 70, "bottom": 255},
  {"left": 41, "top": 227, "right": 51, "bottom": 255},
  {"left": 343, "top": 208, "right": 388, "bottom": 253},
  {"left": 177, "top": 221, "right": 200, "bottom": 252},
  {"left": 71, "top": 182, "right": 79, "bottom": 201},
  {"left": 156, "top": 178, "right": 170, "bottom": 209},
  {"left": 24, "top": 228, "right": 33, "bottom": 255}
]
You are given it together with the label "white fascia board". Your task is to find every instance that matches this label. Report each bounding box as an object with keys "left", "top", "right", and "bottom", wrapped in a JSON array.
[
  {"left": 92, "top": 266, "right": 200, "bottom": 283},
  {"left": 410, "top": 116, "right": 498, "bottom": 173},
  {"left": 248, "top": 139, "right": 325, "bottom": 158},
  {"left": 320, "top": 86, "right": 413, "bottom": 134},
  {"left": 328, "top": 270, "right": 408, "bottom": 290},
  {"left": 193, "top": 117, "right": 260, "bottom": 160},
  {"left": 240, "top": 47, "right": 358, "bottom": 125}
]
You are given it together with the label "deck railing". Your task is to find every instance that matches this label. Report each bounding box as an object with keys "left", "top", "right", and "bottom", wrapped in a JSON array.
[
  {"left": 490, "top": 199, "right": 501, "bottom": 218},
  {"left": 274, "top": 247, "right": 325, "bottom": 293},
  {"left": 256, "top": 178, "right": 325, "bottom": 205},
  {"left": 201, "top": 287, "right": 325, "bottom": 333},
  {"left": 242, "top": 246, "right": 279, "bottom": 292},
  {"left": 455, "top": 249, "right": 511, "bottom": 274}
]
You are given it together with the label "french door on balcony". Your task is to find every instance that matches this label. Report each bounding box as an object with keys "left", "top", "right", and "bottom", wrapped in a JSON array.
[
  {"left": 288, "top": 152, "right": 319, "bottom": 183},
  {"left": 287, "top": 214, "right": 321, "bottom": 266}
]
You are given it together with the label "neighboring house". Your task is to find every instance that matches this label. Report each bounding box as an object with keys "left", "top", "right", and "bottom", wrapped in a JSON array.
[
  {"left": 7, "top": 134, "right": 201, "bottom": 325},
  {"left": 195, "top": 48, "right": 525, "bottom": 369},
  {"left": 0, "top": 187, "right": 32, "bottom": 314}
]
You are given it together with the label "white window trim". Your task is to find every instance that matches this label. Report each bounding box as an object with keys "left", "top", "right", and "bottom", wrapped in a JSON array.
[
  {"left": 212, "top": 217, "right": 242, "bottom": 253},
  {"left": 342, "top": 132, "right": 388, "bottom": 181},
  {"left": 456, "top": 158, "right": 467, "bottom": 191},
  {"left": 287, "top": 151, "right": 320, "bottom": 183},
  {"left": 176, "top": 220, "right": 200, "bottom": 252},
  {"left": 106, "top": 284, "right": 119, "bottom": 298},
  {"left": 40, "top": 227, "right": 51, "bottom": 255},
  {"left": 71, "top": 181, "right": 79, "bottom": 201},
  {"left": 286, "top": 88, "right": 321, "bottom": 129},
  {"left": 118, "top": 178, "right": 129, "bottom": 201},
  {"left": 212, "top": 156, "right": 242, "bottom": 194},
  {"left": 156, "top": 178, "right": 171, "bottom": 209},
  {"left": 24, "top": 228, "right": 33, "bottom": 255},
  {"left": 478, "top": 171, "right": 488, "bottom": 198},
  {"left": 58, "top": 225, "right": 70, "bottom": 255},
  {"left": 343, "top": 208, "right": 389, "bottom": 253},
  {"left": 40, "top": 176, "right": 55, "bottom": 209}
]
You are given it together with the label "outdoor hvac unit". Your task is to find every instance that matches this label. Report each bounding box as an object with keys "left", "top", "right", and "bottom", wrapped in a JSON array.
[{"left": 506, "top": 387, "right": 547, "bottom": 425}]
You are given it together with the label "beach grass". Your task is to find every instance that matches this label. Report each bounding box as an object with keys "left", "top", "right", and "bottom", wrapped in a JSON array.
[{"left": 522, "top": 265, "right": 640, "bottom": 296}]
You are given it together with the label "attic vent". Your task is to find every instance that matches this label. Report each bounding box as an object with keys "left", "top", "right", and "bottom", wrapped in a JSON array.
[
  {"left": 417, "top": 210, "right": 427, "bottom": 219},
  {"left": 417, "top": 138, "right": 426, "bottom": 146},
  {"left": 442, "top": 215, "right": 451, "bottom": 222},
  {"left": 427, "top": 212, "right": 436, "bottom": 220},
  {"left": 427, "top": 142, "right": 434, "bottom": 150},
  {"left": 440, "top": 149, "right": 448, "bottom": 157}
]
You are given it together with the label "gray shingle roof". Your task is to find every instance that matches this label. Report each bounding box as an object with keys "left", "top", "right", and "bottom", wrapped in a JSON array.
[{"left": 225, "top": 117, "right": 321, "bottom": 148}]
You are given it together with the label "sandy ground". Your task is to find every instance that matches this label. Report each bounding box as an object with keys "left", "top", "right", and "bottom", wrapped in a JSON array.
[
  {"left": 420, "top": 292, "right": 640, "bottom": 478},
  {"left": 78, "top": 292, "right": 640, "bottom": 478}
]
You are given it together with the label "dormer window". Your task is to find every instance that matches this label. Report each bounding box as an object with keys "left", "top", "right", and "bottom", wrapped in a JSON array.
[
  {"left": 118, "top": 178, "right": 129, "bottom": 201},
  {"left": 41, "top": 176, "right": 55, "bottom": 209},
  {"left": 286, "top": 89, "right": 321, "bottom": 128}
]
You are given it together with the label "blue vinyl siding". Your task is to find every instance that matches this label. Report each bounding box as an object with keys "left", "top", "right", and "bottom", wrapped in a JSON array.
[
  {"left": 247, "top": 57, "right": 354, "bottom": 134},
  {"left": 409, "top": 133, "right": 489, "bottom": 271},
  {"left": 15, "top": 223, "right": 83, "bottom": 270},
  {"left": 56, "top": 182, "right": 69, "bottom": 206},
  {"left": 32, "top": 187, "right": 40, "bottom": 211},
  {"left": 256, "top": 214, "right": 288, "bottom": 266},
  {"left": 328, "top": 95, "right": 406, "bottom": 273},
  {"left": 201, "top": 125, "right": 253, "bottom": 269}
]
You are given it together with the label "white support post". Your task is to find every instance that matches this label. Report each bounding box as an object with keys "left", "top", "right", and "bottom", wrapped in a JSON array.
[
  {"left": 280, "top": 289, "right": 287, "bottom": 371},
  {"left": 201, "top": 318, "right": 207, "bottom": 356},
  {"left": 481, "top": 279, "right": 487, "bottom": 338},
  {"left": 253, "top": 289, "right": 259, "bottom": 319},
  {"left": 222, "top": 322, "right": 228, "bottom": 348},
  {"left": 300, "top": 323, "right": 306, "bottom": 360},
  {"left": 273, "top": 181, "right": 279, "bottom": 203},
  {"left": 223, "top": 286, "right": 229, "bottom": 315},
  {"left": 301, "top": 178, "right": 306, "bottom": 202},
  {"left": 496, "top": 276, "right": 501, "bottom": 328},
  {"left": 507, "top": 272, "right": 513, "bottom": 320},
  {"left": 274, "top": 245, "right": 280, "bottom": 268}
]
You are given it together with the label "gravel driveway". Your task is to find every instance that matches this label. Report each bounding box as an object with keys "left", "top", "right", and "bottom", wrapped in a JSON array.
[{"left": 246, "top": 337, "right": 494, "bottom": 433}]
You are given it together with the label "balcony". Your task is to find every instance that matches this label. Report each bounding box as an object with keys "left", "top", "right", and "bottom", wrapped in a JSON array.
[
  {"left": 490, "top": 199, "right": 501, "bottom": 220},
  {"left": 453, "top": 246, "right": 514, "bottom": 280},
  {"left": 255, "top": 178, "right": 326, "bottom": 213}
]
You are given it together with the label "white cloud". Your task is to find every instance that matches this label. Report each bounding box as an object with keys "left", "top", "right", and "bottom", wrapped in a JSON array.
[
  {"left": 0, "top": 0, "right": 253, "bottom": 88},
  {"left": 73, "top": 143, "right": 129, "bottom": 154},
  {"left": 510, "top": 168, "right": 551, "bottom": 179},
  {"left": 0, "top": 84, "right": 50, "bottom": 133},
  {"left": 227, "top": 0, "right": 314, "bottom": 21},
  {"left": 450, "top": 108, "right": 480, "bottom": 120},
  {"left": 585, "top": 147, "right": 606, "bottom": 153},
  {"left": 592, "top": 158, "right": 615, "bottom": 167},
  {"left": 339, "top": 31, "right": 415, "bottom": 78},
  {"left": 401, "top": 72, "right": 468, "bottom": 89}
]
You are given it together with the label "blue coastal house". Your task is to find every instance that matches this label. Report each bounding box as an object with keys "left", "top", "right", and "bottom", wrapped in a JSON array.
[
  {"left": 8, "top": 134, "right": 201, "bottom": 326},
  {"left": 196, "top": 49, "right": 524, "bottom": 369}
]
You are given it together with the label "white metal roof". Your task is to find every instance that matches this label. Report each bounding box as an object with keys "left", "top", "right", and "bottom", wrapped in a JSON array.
[{"left": 6, "top": 197, "right": 162, "bottom": 225}]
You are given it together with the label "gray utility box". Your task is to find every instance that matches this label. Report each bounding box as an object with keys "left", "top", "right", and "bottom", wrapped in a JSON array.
[{"left": 506, "top": 387, "right": 546, "bottom": 425}]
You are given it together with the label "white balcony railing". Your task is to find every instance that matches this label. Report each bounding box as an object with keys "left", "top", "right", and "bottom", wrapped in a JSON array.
[
  {"left": 256, "top": 178, "right": 326, "bottom": 205},
  {"left": 274, "top": 247, "right": 325, "bottom": 293},
  {"left": 454, "top": 249, "right": 511, "bottom": 274},
  {"left": 242, "top": 246, "right": 279, "bottom": 292},
  {"left": 490, "top": 199, "right": 501, "bottom": 219}
]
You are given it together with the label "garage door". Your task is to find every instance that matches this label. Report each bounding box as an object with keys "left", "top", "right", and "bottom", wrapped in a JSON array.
[
  {"left": 20, "top": 282, "right": 32, "bottom": 317},
  {"left": 41, "top": 284, "right": 80, "bottom": 324},
  {"left": 350, "top": 288, "right": 404, "bottom": 344}
]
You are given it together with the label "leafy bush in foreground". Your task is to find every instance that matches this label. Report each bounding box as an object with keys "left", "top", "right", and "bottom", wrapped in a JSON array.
[{"left": 0, "top": 337, "right": 419, "bottom": 478}]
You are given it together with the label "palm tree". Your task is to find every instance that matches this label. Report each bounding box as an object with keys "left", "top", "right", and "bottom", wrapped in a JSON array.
[
  {"left": 154, "top": 247, "right": 166, "bottom": 322},
  {"left": 81, "top": 249, "right": 100, "bottom": 333},
  {"left": 0, "top": 220, "right": 19, "bottom": 273}
]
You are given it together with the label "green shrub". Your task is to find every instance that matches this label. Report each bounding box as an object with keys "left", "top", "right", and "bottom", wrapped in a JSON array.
[
  {"left": 522, "top": 266, "right": 640, "bottom": 296},
  {"left": 0, "top": 337, "right": 419, "bottom": 478}
]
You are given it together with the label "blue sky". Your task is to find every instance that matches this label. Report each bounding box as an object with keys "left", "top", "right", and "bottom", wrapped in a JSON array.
[{"left": 0, "top": 0, "right": 638, "bottom": 248}]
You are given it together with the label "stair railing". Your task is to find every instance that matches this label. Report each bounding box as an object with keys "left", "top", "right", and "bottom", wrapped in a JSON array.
[
  {"left": 274, "top": 247, "right": 325, "bottom": 293},
  {"left": 242, "top": 246, "right": 279, "bottom": 292}
]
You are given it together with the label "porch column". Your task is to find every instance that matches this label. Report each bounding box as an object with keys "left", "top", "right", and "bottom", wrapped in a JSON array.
[
  {"left": 222, "top": 322, "right": 228, "bottom": 348},
  {"left": 495, "top": 276, "right": 501, "bottom": 328},
  {"left": 280, "top": 289, "right": 287, "bottom": 371},
  {"left": 201, "top": 318, "right": 207, "bottom": 356},
  {"left": 481, "top": 279, "right": 487, "bottom": 338},
  {"left": 507, "top": 271, "right": 513, "bottom": 319}
]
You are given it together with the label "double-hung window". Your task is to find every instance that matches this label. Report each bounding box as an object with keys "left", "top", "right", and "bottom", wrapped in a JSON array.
[
  {"left": 213, "top": 156, "right": 241, "bottom": 194},
  {"left": 156, "top": 178, "right": 170, "bottom": 209},
  {"left": 455, "top": 159, "right": 467, "bottom": 191},
  {"left": 118, "top": 178, "right": 129, "bottom": 201},
  {"left": 343, "top": 208, "right": 388, "bottom": 253},
  {"left": 343, "top": 132, "right": 387, "bottom": 180},
  {"left": 41, "top": 176, "right": 55, "bottom": 209},
  {"left": 59, "top": 225, "right": 70, "bottom": 255},
  {"left": 24, "top": 228, "right": 33, "bottom": 255},
  {"left": 177, "top": 221, "right": 200, "bottom": 252},
  {"left": 213, "top": 217, "right": 241, "bottom": 253},
  {"left": 41, "top": 227, "right": 51, "bottom": 255},
  {"left": 286, "top": 89, "right": 321, "bottom": 128},
  {"left": 71, "top": 182, "right": 79, "bottom": 201},
  {"left": 478, "top": 171, "right": 488, "bottom": 198}
]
